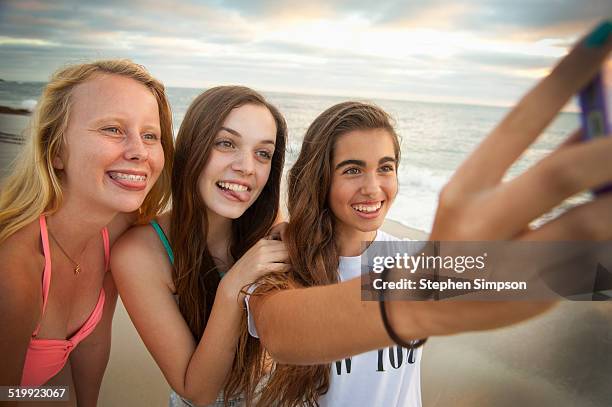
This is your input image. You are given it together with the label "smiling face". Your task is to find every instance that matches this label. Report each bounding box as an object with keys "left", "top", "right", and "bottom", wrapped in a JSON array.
[
  {"left": 199, "top": 103, "right": 277, "bottom": 220},
  {"left": 53, "top": 74, "right": 164, "bottom": 215},
  {"left": 329, "top": 128, "right": 398, "bottom": 237}
]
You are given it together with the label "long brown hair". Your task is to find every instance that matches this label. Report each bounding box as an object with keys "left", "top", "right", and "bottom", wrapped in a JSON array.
[
  {"left": 0, "top": 59, "right": 174, "bottom": 242},
  {"left": 243, "top": 101, "right": 401, "bottom": 406},
  {"left": 169, "top": 86, "right": 287, "bottom": 404}
]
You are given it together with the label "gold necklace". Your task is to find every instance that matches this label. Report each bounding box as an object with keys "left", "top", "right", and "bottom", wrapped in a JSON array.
[{"left": 47, "top": 228, "right": 82, "bottom": 275}]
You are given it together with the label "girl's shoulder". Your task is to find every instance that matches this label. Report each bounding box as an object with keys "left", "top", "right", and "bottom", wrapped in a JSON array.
[
  {"left": 110, "top": 213, "right": 174, "bottom": 284},
  {"left": 0, "top": 218, "right": 45, "bottom": 273},
  {"left": 113, "top": 212, "right": 171, "bottom": 250}
]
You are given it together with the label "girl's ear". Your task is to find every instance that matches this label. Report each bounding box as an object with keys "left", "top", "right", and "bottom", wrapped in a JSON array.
[{"left": 52, "top": 155, "right": 64, "bottom": 170}]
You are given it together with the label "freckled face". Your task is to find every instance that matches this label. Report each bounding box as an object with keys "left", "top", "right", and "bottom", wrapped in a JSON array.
[
  {"left": 199, "top": 103, "right": 277, "bottom": 220},
  {"left": 329, "top": 129, "right": 398, "bottom": 235},
  {"left": 54, "top": 74, "right": 164, "bottom": 214}
]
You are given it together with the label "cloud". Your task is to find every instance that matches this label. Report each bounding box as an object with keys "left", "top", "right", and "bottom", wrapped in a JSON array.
[
  {"left": 458, "top": 51, "right": 558, "bottom": 70},
  {"left": 369, "top": 0, "right": 610, "bottom": 41},
  {"left": 0, "top": 0, "right": 607, "bottom": 108},
  {"left": 0, "top": 36, "right": 59, "bottom": 47},
  {"left": 218, "top": 0, "right": 610, "bottom": 40},
  {"left": 9, "top": 0, "right": 62, "bottom": 12}
]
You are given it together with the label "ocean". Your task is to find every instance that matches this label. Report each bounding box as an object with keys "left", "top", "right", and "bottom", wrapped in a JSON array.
[{"left": 0, "top": 81, "right": 583, "bottom": 232}]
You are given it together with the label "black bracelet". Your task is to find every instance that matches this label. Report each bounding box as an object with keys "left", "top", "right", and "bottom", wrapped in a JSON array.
[{"left": 378, "top": 266, "right": 428, "bottom": 349}]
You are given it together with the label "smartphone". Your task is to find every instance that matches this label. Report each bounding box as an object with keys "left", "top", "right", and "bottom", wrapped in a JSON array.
[{"left": 579, "top": 60, "right": 611, "bottom": 194}]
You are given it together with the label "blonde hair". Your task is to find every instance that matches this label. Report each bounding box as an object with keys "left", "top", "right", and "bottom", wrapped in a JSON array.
[{"left": 0, "top": 59, "right": 174, "bottom": 243}]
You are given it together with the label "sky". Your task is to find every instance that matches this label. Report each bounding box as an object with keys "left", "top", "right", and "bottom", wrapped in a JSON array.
[{"left": 0, "top": 0, "right": 610, "bottom": 107}]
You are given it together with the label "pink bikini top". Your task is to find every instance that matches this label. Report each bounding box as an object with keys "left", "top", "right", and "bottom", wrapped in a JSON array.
[{"left": 20, "top": 215, "right": 110, "bottom": 386}]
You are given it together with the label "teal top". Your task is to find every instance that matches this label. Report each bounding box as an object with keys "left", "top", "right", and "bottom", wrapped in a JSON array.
[
  {"left": 150, "top": 219, "right": 225, "bottom": 277},
  {"left": 150, "top": 219, "right": 174, "bottom": 265}
]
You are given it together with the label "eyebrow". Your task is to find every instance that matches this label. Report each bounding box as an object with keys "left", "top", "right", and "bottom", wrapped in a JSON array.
[
  {"left": 220, "top": 126, "right": 275, "bottom": 146},
  {"left": 141, "top": 124, "right": 161, "bottom": 133},
  {"left": 91, "top": 117, "right": 161, "bottom": 132},
  {"left": 91, "top": 116, "right": 127, "bottom": 127},
  {"left": 335, "top": 156, "right": 396, "bottom": 170}
]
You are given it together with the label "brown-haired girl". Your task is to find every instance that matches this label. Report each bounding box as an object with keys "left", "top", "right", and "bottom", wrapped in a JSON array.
[
  {"left": 111, "top": 86, "right": 289, "bottom": 406},
  {"left": 245, "top": 101, "right": 421, "bottom": 406}
]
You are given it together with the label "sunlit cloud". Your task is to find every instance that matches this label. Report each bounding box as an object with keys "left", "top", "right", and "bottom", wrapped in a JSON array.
[{"left": 0, "top": 36, "right": 59, "bottom": 47}]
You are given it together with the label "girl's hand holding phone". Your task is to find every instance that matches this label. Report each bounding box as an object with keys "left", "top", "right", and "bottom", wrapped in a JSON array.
[
  {"left": 431, "top": 21, "right": 612, "bottom": 243},
  {"left": 391, "top": 21, "right": 612, "bottom": 337}
]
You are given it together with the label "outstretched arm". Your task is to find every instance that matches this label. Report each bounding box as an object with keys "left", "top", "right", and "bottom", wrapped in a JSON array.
[{"left": 250, "top": 277, "right": 554, "bottom": 364}]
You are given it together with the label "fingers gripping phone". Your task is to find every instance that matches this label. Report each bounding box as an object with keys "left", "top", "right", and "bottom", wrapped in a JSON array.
[{"left": 579, "top": 60, "right": 611, "bottom": 194}]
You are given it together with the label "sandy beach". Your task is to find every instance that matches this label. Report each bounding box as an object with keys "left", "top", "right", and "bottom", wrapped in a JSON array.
[{"left": 2, "top": 110, "right": 611, "bottom": 406}]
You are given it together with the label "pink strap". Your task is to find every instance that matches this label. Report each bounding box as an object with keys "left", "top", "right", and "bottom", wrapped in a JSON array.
[
  {"left": 33, "top": 216, "right": 110, "bottom": 337},
  {"left": 33, "top": 216, "right": 53, "bottom": 337},
  {"left": 70, "top": 289, "right": 106, "bottom": 346},
  {"left": 102, "top": 227, "right": 110, "bottom": 272}
]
